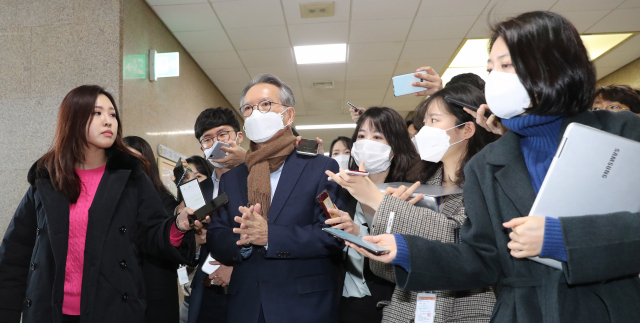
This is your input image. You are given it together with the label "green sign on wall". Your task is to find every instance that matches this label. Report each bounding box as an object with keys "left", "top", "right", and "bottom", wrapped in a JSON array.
[{"left": 123, "top": 54, "right": 147, "bottom": 79}]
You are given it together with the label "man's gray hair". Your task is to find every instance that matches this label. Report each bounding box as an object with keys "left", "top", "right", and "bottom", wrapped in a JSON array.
[{"left": 239, "top": 73, "right": 295, "bottom": 108}]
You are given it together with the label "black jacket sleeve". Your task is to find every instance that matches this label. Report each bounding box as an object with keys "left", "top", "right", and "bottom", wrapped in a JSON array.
[
  {"left": 135, "top": 170, "right": 192, "bottom": 264},
  {"left": 0, "top": 187, "right": 38, "bottom": 323}
]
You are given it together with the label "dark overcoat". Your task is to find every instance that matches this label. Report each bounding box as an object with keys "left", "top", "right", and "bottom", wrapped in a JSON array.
[
  {"left": 0, "top": 149, "right": 189, "bottom": 323},
  {"left": 394, "top": 111, "right": 640, "bottom": 323}
]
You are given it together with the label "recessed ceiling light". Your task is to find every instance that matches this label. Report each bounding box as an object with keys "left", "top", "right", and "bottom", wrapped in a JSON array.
[
  {"left": 294, "top": 44, "right": 347, "bottom": 65},
  {"left": 296, "top": 123, "right": 356, "bottom": 130},
  {"left": 147, "top": 130, "right": 194, "bottom": 136},
  {"left": 312, "top": 81, "right": 334, "bottom": 89},
  {"left": 300, "top": 2, "right": 335, "bottom": 19},
  {"left": 441, "top": 33, "right": 634, "bottom": 85}
]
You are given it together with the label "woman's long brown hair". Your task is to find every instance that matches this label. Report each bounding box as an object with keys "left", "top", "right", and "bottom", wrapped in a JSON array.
[{"left": 37, "top": 85, "right": 148, "bottom": 203}]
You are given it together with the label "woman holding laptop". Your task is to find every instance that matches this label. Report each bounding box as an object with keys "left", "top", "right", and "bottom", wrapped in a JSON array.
[{"left": 344, "top": 11, "right": 640, "bottom": 323}]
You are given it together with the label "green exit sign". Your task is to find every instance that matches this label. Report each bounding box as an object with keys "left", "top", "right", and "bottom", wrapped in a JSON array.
[
  {"left": 123, "top": 54, "right": 147, "bottom": 79},
  {"left": 150, "top": 50, "right": 179, "bottom": 81}
]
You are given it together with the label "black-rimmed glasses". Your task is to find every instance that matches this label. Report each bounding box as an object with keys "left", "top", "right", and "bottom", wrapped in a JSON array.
[
  {"left": 200, "top": 130, "right": 234, "bottom": 149},
  {"left": 239, "top": 100, "right": 285, "bottom": 117}
]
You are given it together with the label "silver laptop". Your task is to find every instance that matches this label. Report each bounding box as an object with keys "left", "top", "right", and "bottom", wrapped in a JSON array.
[
  {"left": 529, "top": 123, "right": 640, "bottom": 269},
  {"left": 376, "top": 182, "right": 463, "bottom": 212}
]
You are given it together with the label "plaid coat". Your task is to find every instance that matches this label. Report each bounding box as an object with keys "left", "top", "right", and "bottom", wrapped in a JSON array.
[{"left": 369, "top": 167, "right": 495, "bottom": 323}]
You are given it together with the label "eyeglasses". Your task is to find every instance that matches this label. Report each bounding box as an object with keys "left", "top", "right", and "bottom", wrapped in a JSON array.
[
  {"left": 239, "top": 100, "right": 286, "bottom": 117},
  {"left": 592, "top": 105, "right": 629, "bottom": 111},
  {"left": 200, "top": 130, "right": 234, "bottom": 149}
]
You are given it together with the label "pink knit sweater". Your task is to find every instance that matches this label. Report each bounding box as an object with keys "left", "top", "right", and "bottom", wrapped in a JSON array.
[{"left": 62, "top": 165, "right": 105, "bottom": 315}]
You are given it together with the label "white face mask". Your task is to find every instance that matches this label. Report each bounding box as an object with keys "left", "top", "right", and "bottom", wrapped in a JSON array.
[
  {"left": 351, "top": 140, "right": 392, "bottom": 174},
  {"left": 203, "top": 134, "right": 241, "bottom": 169},
  {"left": 484, "top": 71, "right": 531, "bottom": 119},
  {"left": 413, "top": 123, "right": 466, "bottom": 163},
  {"left": 243, "top": 107, "right": 292, "bottom": 143},
  {"left": 332, "top": 154, "right": 350, "bottom": 170}
]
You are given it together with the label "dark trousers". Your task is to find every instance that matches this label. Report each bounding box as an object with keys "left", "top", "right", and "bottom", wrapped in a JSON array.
[
  {"left": 196, "top": 285, "right": 228, "bottom": 323},
  {"left": 257, "top": 306, "right": 265, "bottom": 323},
  {"left": 62, "top": 315, "right": 80, "bottom": 323},
  {"left": 338, "top": 277, "right": 395, "bottom": 323}
]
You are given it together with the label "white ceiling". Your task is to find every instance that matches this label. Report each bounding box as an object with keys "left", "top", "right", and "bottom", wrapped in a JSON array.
[{"left": 145, "top": 0, "right": 640, "bottom": 143}]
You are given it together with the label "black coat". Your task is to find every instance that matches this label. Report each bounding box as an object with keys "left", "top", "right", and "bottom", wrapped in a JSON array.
[
  {"left": 0, "top": 149, "right": 190, "bottom": 323},
  {"left": 141, "top": 191, "right": 182, "bottom": 323},
  {"left": 394, "top": 111, "right": 640, "bottom": 323}
]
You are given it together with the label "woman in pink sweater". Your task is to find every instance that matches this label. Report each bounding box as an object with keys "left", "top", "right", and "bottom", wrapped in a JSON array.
[{"left": 0, "top": 85, "right": 205, "bottom": 323}]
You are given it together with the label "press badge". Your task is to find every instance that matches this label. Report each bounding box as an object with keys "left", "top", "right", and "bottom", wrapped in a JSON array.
[
  {"left": 415, "top": 292, "right": 436, "bottom": 323},
  {"left": 177, "top": 265, "right": 189, "bottom": 285},
  {"left": 385, "top": 211, "right": 395, "bottom": 234}
]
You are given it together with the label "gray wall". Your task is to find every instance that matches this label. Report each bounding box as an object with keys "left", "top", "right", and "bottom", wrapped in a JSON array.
[{"left": 0, "top": 0, "right": 122, "bottom": 232}]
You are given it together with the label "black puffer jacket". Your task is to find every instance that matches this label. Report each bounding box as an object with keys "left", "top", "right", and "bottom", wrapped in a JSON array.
[{"left": 0, "top": 149, "right": 190, "bottom": 323}]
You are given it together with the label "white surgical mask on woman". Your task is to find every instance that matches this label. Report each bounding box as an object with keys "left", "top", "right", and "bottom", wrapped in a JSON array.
[
  {"left": 243, "top": 107, "right": 292, "bottom": 143},
  {"left": 332, "top": 154, "right": 350, "bottom": 170},
  {"left": 484, "top": 71, "right": 531, "bottom": 119},
  {"left": 412, "top": 123, "right": 466, "bottom": 163},
  {"left": 350, "top": 140, "right": 392, "bottom": 174}
]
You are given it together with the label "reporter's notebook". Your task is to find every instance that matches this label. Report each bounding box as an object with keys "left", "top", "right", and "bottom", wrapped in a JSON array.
[{"left": 529, "top": 123, "right": 640, "bottom": 269}]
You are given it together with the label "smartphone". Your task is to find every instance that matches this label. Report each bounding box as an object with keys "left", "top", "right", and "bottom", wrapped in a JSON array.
[
  {"left": 296, "top": 138, "right": 318, "bottom": 156},
  {"left": 175, "top": 158, "right": 194, "bottom": 186},
  {"left": 345, "top": 170, "right": 369, "bottom": 176},
  {"left": 444, "top": 96, "right": 491, "bottom": 118},
  {"left": 180, "top": 178, "right": 206, "bottom": 211},
  {"left": 317, "top": 190, "right": 339, "bottom": 219},
  {"left": 189, "top": 192, "right": 229, "bottom": 224},
  {"left": 207, "top": 141, "right": 230, "bottom": 160},
  {"left": 201, "top": 253, "right": 220, "bottom": 275},
  {"left": 327, "top": 170, "right": 370, "bottom": 181},
  {"left": 444, "top": 96, "right": 479, "bottom": 111},
  {"left": 322, "top": 228, "right": 390, "bottom": 255},
  {"left": 347, "top": 102, "right": 363, "bottom": 115},
  {"left": 174, "top": 158, "right": 186, "bottom": 186},
  {"left": 392, "top": 71, "right": 427, "bottom": 97}
]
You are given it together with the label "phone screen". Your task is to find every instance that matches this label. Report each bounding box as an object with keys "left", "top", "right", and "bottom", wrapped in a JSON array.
[
  {"left": 296, "top": 138, "right": 319, "bottom": 156},
  {"left": 322, "top": 228, "right": 390, "bottom": 255},
  {"left": 180, "top": 179, "right": 206, "bottom": 210}
]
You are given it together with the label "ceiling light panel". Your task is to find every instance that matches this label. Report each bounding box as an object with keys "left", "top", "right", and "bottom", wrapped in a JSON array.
[
  {"left": 441, "top": 33, "right": 633, "bottom": 85},
  {"left": 296, "top": 124, "right": 356, "bottom": 130},
  {"left": 300, "top": 2, "right": 335, "bottom": 19},
  {"left": 581, "top": 33, "right": 633, "bottom": 60},
  {"left": 294, "top": 44, "right": 347, "bottom": 64}
]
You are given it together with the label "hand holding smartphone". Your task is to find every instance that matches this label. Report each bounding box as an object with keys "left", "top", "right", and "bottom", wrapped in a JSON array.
[
  {"left": 207, "top": 141, "right": 231, "bottom": 160},
  {"left": 444, "top": 96, "right": 492, "bottom": 118},
  {"left": 296, "top": 138, "right": 319, "bottom": 156},
  {"left": 327, "top": 169, "right": 369, "bottom": 182},
  {"left": 392, "top": 71, "right": 427, "bottom": 97},
  {"left": 322, "top": 228, "right": 390, "bottom": 255},
  {"left": 317, "top": 190, "right": 340, "bottom": 219},
  {"left": 347, "top": 102, "right": 363, "bottom": 115}
]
